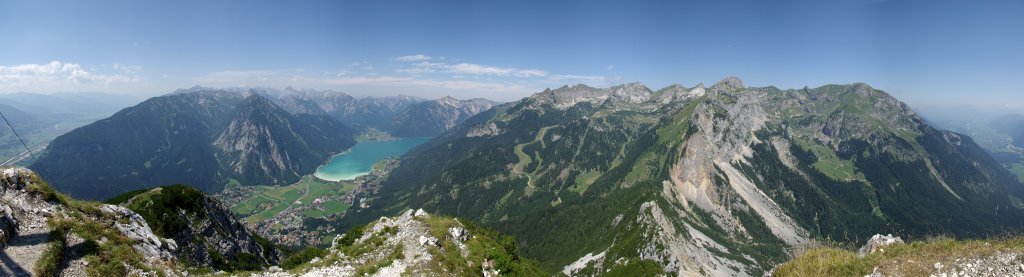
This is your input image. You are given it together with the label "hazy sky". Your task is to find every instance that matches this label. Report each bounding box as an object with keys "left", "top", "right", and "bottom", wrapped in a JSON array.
[{"left": 0, "top": 0, "right": 1021, "bottom": 106}]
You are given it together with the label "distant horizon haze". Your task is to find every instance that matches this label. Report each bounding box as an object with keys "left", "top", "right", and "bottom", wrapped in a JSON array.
[{"left": 1, "top": 0, "right": 1021, "bottom": 109}]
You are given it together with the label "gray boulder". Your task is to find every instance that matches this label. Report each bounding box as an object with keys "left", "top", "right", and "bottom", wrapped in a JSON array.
[{"left": 858, "top": 234, "right": 905, "bottom": 257}]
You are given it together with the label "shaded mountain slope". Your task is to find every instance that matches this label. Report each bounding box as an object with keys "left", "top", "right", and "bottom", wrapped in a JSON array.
[{"left": 31, "top": 90, "right": 356, "bottom": 200}]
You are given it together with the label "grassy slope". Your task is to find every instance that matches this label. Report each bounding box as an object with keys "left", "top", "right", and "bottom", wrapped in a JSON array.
[
  {"left": 256, "top": 214, "right": 545, "bottom": 276},
  {"left": 774, "top": 236, "right": 1024, "bottom": 276},
  {"left": 20, "top": 174, "right": 155, "bottom": 276}
]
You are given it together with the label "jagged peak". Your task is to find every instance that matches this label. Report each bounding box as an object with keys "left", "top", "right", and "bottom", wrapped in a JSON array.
[
  {"left": 234, "top": 93, "right": 290, "bottom": 118},
  {"left": 850, "top": 82, "right": 875, "bottom": 97},
  {"left": 690, "top": 83, "right": 707, "bottom": 96},
  {"left": 612, "top": 82, "right": 650, "bottom": 91},
  {"left": 660, "top": 84, "right": 687, "bottom": 91},
  {"left": 436, "top": 95, "right": 461, "bottom": 106},
  {"left": 709, "top": 77, "right": 744, "bottom": 93},
  {"left": 169, "top": 85, "right": 225, "bottom": 95},
  {"left": 528, "top": 83, "right": 607, "bottom": 108},
  {"left": 551, "top": 83, "right": 597, "bottom": 92},
  {"left": 241, "top": 91, "right": 273, "bottom": 103},
  {"left": 609, "top": 82, "right": 653, "bottom": 100},
  {"left": 464, "top": 97, "right": 495, "bottom": 103},
  {"left": 655, "top": 84, "right": 687, "bottom": 95},
  {"left": 807, "top": 82, "right": 888, "bottom": 99}
]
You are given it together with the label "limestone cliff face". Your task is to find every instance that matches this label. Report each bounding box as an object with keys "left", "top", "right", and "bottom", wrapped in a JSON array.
[
  {"left": 119, "top": 185, "right": 281, "bottom": 269},
  {"left": 341, "top": 78, "right": 1024, "bottom": 276},
  {"left": 212, "top": 94, "right": 356, "bottom": 185}
]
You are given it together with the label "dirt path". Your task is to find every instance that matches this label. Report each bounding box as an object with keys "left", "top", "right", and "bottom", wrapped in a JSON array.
[{"left": 1, "top": 213, "right": 53, "bottom": 276}]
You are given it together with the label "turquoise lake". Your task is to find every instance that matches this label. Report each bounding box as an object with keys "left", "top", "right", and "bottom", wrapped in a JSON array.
[{"left": 314, "top": 137, "right": 430, "bottom": 181}]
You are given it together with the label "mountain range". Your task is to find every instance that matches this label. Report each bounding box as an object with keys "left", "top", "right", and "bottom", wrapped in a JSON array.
[
  {"left": 29, "top": 88, "right": 495, "bottom": 200},
  {"left": 30, "top": 90, "right": 356, "bottom": 199},
  {"left": 2, "top": 78, "right": 1023, "bottom": 276},
  {"left": 0, "top": 92, "right": 145, "bottom": 165},
  {"left": 273, "top": 87, "right": 495, "bottom": 137},
  {"left": 335, "top": 78, "right": 1024, "bottom": 275}
]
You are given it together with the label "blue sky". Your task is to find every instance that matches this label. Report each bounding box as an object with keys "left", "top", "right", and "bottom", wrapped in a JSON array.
[{"left": 0, "top": 0, "right": 1021, "bottom": 106}]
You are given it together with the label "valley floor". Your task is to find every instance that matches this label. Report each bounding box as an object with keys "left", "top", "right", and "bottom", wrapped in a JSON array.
[{"left": 216, "top": 159, "right": 399, "bottom": 248}]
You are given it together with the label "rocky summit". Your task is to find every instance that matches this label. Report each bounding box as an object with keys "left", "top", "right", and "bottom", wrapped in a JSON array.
[{"left": 254, "top": 208, "right": 540, "bottom": 277}]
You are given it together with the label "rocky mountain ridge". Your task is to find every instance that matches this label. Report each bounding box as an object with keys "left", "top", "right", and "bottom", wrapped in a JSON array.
[
  {"left": 336, "top": 77, "right": 1024, "bottom": 276},
  {"left": 389, "top": 97, "right": 496, "bottom": 137},
  {"left": 266, "top": 86, "right": 496, "bottom": 137},
  {"left": 117, "top": 184, "right": 282, "bottom": 270},
  {"left": 0, "top": 92, "right": 144, "bottom": 166}
]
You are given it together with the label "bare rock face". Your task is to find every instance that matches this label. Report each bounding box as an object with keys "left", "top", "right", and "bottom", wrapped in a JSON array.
[
  {"left": 482, "top": 259, "right": 500, "bottom": 277},
  {"left": 156, "top": 190, "right": 281, "bottom": 267},
  {"left": 529, "top": 84, "right": 610, "bottom": 109},
  {"left": 857, "top": 234, "right": 905, "bottom": 257},
  {"left": 100, "top": 204, "right": 178, "bottom": 262},
  {"left": 466, "top": 122, "right": 502, "bottom": 137},
  {"left": 115, "top": 185, "right": 281, "bottom": 270},
  {"left": 448, "top": 226, "right": 467, "bottom": 242}
]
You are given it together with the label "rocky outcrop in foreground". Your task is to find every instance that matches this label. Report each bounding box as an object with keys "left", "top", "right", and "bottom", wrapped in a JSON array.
[
  {"left": 1, "top": 167, "right": 535, "bottom": 276},
  {"left": 254, "top": 209, "right": 543, "bottom": 277},
  {"left": 116, "top": 185, "right": 282, "bottom": 270},
  {"left": 858, "top": 234, "right": 905, "bottom": 257},
  {"left": 0, "top": 167, "right": 63, "bottom": 276},
  {"left": 0, "top": 167, "right": 285, "bottom": 276},
  {"left": 772, "top": 233, "right": 1024, "bottom": 277}
]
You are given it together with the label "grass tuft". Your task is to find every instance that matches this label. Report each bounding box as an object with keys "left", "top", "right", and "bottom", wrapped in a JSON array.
[
  {"left": 34, "top": 226, "right": 67, "bottom": 277},
  {"left": 280, "top": 247, "right": 327, "bottom": 270}
]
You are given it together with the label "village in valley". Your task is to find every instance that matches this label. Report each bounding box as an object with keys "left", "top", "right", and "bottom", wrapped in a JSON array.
[{"left": 215, "top": 158, "right": 400, "bottom": 247}]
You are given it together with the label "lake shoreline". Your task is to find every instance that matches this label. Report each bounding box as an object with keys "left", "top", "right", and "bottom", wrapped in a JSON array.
[{"left": 314, "top": 137, "right": 431, "bottom": 182}]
